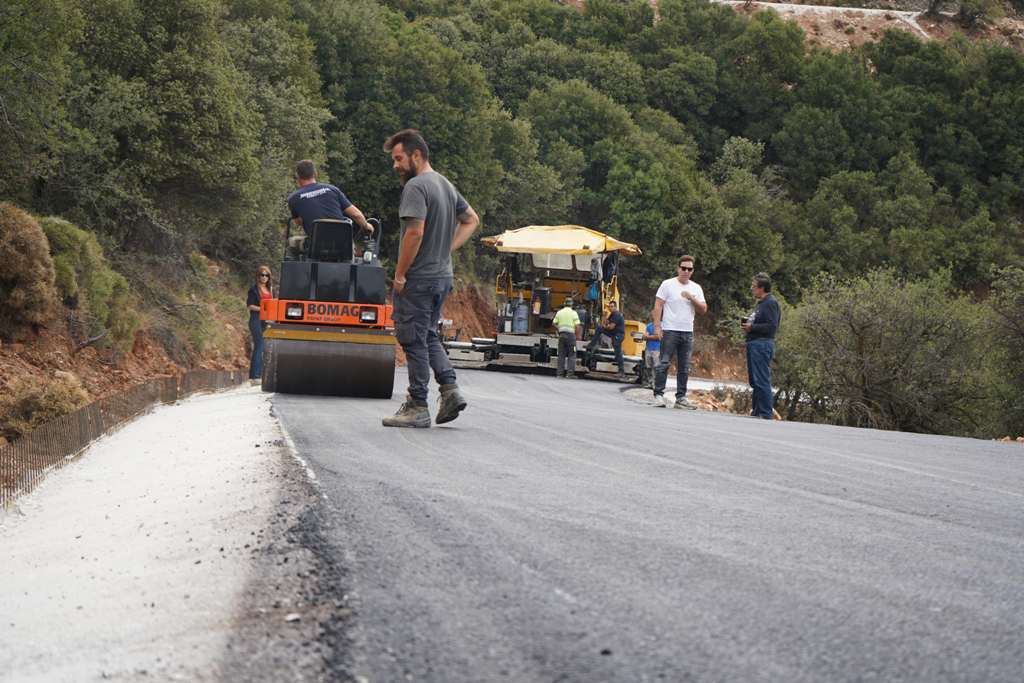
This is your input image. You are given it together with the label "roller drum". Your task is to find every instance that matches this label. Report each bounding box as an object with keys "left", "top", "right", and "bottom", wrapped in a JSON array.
[{"left": 262, "top": 336, "right": 395, "bottom": 398}]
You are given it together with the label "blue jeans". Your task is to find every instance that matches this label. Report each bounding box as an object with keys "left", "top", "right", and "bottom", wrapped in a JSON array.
[
  {"left": 653, "top": 330, "right": 693, "bottom": 400},
  {"left": 248, "top": 316, "right": 264, "bottom": 380},
  {"left": 746, "top": 338, "right": 775, "bottom": 418},
  {"left": 588, "top": 329, "right": 624, "bottom": 373},
  {"left": 393, "top": 276, "right": 457, "bottom": 402}
]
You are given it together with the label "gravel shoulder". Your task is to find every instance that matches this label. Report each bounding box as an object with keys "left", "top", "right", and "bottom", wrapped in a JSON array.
[{"left": 0, "top": 385, "right": 345, "bottom": 682}]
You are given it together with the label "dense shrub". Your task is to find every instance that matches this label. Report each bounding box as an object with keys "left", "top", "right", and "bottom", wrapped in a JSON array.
[
  {"left": 958, "top": 0, "right": 1003, "bottom": 26},
  {"left": 40, "top": 216, "right": 139, "bottom": 352},
  {"left": 0, "top": 203, "right": 59, "bottom": 339},
  {"left": 985, "top": 267, "right": 1024, "bottom": 436},
  {"left": 776, "top": 270, "right": 990, "bottom": 435},
  {"left": 0, "top": 372, "right": 90, "bottom": 441}
]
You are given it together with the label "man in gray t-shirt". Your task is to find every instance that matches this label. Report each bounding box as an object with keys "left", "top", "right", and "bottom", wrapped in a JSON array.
[
  {"left": 397, "top": 172, "right": 469, "bottom": 279},
  {"left": 381, "top": 129, "right": 479, "bottom": 429}
]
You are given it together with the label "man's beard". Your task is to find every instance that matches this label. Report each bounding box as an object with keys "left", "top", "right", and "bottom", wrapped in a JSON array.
[{"left": 398, "top": 165, "right": 418, "bottom": 185}]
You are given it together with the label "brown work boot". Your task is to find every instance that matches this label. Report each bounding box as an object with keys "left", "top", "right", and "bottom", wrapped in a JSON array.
[
  {"left": 435, "top": 383, "right": 467, "bottom": 424},
  {"left": 382, "top": 396, "right": 430, "bottom": 428}
]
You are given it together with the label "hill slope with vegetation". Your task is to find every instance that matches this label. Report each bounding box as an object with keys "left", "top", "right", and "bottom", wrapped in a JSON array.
[{"left": 2, "top": 0, "right": 1024, "bottom": 438}]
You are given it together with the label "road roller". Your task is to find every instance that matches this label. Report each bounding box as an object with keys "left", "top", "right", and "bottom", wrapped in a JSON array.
[{"left": 260, "top": 217, "right": 396, "bottom": 398}]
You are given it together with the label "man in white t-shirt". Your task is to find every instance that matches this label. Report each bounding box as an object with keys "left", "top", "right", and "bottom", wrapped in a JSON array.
[{"left": 651, "top": 254, "right": 707, "bottom": 409}]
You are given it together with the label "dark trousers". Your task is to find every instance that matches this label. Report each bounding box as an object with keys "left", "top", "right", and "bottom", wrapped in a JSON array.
[
  {"left": 394, "top": 276, "right": 457, "bottom": 402},
  {"left": 653, "top": 330, "right": 693, "bottom": 400},
  {"left": 746, "top": 338, "right": 775, "bottom": 419},
  {"left": 248, "top": 316, "right": 264, "bottom": 380},
  {"left": 587, "top": 329, "right": 624, "bottom": 373},
  {"left": 557, "top": 331, "right": 577, "bottom": 375}
]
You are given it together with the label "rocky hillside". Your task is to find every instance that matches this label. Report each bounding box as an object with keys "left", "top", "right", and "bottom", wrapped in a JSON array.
[{"left": 564, "top": 0, "right": 1024, "bottom": 51}]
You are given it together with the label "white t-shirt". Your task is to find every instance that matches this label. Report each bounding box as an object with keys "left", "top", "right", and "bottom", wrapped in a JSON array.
[{"left": 655, "top": 277, "right": 705, "bottom": 332}]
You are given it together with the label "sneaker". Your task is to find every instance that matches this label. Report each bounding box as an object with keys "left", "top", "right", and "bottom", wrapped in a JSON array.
[
  {"left": 652, "top": 393, "right": 666, "bottom": 407},
  {"left": 382, "top": 396, "right": 430, "bottom": 428},
  {"left": 435, "top": 383, "right": 467, "bottom": 424},
  {"left": 615, "top": 372, "right": 627, "bottom": 380},
  {"left": 673, "top": 398, "right": 697, "bottom": 411}
]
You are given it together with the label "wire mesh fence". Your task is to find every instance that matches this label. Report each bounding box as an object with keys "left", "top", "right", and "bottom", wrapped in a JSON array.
[{"left": 1, "top": 369, "right": 246, "bottom": 509}]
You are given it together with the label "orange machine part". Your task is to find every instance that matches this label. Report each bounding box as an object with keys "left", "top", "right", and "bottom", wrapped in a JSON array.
[{"left": 261, "top": 298, "right": 394, "bottom": 328}]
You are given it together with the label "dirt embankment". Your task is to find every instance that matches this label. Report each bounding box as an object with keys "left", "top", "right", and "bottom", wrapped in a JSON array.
[
  {"left": 0, "top": 326, "right": 245, "bottom": 404},
  {"left": 444, "top": 281, "right": 498, "bottom": 341},
  {"left": 744, "top": 2, "right": 1024, "bottom": 52},
  {"left": 564, "top": 0, "right": 1024, "bottom": 51},
  {"left": 0, "top": 268, "right": 252, "bottom": 446}
]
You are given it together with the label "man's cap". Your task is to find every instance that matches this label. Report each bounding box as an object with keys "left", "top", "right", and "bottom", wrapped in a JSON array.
[{"left": 563, "top": 297, "right": 574, "bottom": 307}]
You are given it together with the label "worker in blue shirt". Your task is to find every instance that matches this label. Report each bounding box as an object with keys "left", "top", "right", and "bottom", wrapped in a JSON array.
[{"left": 642, "top": 320, "right": 661, "bottom": 388}]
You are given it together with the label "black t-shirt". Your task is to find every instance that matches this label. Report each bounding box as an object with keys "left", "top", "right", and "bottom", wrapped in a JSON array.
[
  {"left": 286, "top": 183, "right": 352, "bottom": 232},
  {"left": 604, "top": 310, "right": 625, "bottom": 338}
]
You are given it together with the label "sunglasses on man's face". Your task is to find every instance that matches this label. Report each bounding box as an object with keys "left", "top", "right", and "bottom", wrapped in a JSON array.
[{"left": 678, "top": 266, "right": 694, "bottom": 272}]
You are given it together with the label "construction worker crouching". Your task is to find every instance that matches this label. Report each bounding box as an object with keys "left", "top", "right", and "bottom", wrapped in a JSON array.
[
  {"left": 587, "top": 300, "right": 626, "bottom": 379},
  {"left": 553, "top": 297, "right": 582, "bottom": 378}
]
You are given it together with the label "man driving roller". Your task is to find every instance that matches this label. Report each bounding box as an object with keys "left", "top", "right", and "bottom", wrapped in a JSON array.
[{"left": 287, "top": 159, "right": 374, "bottom": 248}]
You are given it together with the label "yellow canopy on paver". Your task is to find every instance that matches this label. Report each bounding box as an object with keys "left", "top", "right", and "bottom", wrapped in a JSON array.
[{"left": 479, "top": 225, "right": 642, "bottom": 256}]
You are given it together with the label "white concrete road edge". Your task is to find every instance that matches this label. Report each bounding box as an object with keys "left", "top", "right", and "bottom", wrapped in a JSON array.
[{"left": 0, "top": 385, "right": 286, "bottom": 682}]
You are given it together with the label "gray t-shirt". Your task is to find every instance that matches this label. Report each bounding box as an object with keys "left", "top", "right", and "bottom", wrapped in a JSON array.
[{"left": 399, "top": 171, "right": 469, "bottom": 279}]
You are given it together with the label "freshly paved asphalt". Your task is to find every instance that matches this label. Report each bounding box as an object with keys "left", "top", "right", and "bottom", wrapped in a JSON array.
[{"left": 273, "top": 370, "right": 1024, "bottom": 683}]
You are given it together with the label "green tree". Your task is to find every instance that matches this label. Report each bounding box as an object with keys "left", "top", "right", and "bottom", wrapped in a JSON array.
[
  {"left": 986, "top": 267, "right": 1024, "bottom": 435},
  {"left": 710, "top": 136, "right": 765, "bottom": 183},
  {"left": 958, "top": 0, "right": 1002, "bottom": 27},
  {"left": 44, "top": 0, "right": 263, "bottom": 256},
  {"left": 215, "top": 7, "right": 331, "bottom": 262},
  {"left": 779, "top": 270, "right": 989, "bottom": 435},
  {"left": 577, "top": 0, "right": 654, "bottom": 48},
  {"left": 795, "top": 169, "right": 884, "bottom": 284},
  {"left": 772, "top": 105, "right": 852, "bottom": 195},
  {"left": 715, "top": 10, "right": 805, "bottom": 143},
  {"left": 0, "top": 0, "right": 80, "bottom": 203},
  {"left": 520, "top": 79, "right": 637, "bottom": 154},
  {"left": 790, "top": 51, "right": 897, "bottom": 175},
  {"left": 645, "top": 47, "right": 718, "bottom": 151}
]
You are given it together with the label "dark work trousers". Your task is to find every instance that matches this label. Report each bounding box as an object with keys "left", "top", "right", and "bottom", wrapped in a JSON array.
[
  {"left": 557, "top": 331, "right": 577, "bottom": 375},
  {"left": 248, "top": 315, "right": 264, "bottom": 380},
  {"left": 653, "top": 330, "right": 693, "bottom": 400},
  {"left": 588, "top": 329, "right": 624, "bottom": 373},
  {"left": 746, "top": 338, "right": 775, "bottom": 419},
  {"left": 393, "top": 276, "right": 457, "bottom": 402}
]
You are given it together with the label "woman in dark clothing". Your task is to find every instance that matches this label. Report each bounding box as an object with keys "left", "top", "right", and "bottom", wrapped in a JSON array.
[{"left": 247, "top": 265, "right": 273, "bottom": 381}]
